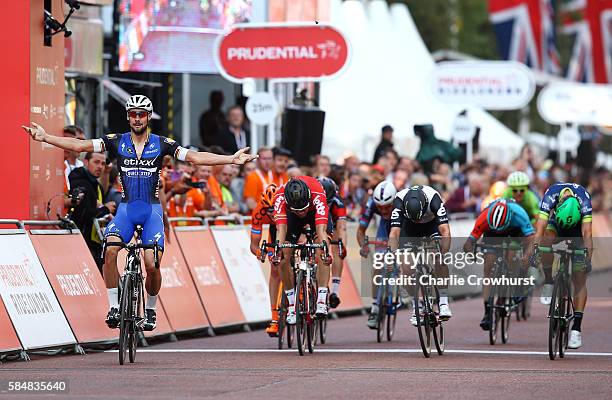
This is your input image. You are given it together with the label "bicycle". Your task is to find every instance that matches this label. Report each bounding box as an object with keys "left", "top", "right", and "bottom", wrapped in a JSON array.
[
  {"left": 537, "top": 241, "right": 586, "bottom": 360},
  {"left": 406, "top": 239, "right": 445, "bottom": 358},
  {"left": 264, "top": 229, "right": 329, "bottom": 356},
  {"left": 103, "top": 226, "right": 160, "bottom": 365},
  {"left": 475, "top": 241, "right": 524, "bottom": 346},
  {"left": 363, "top": 237, "right": 400, "bottom": 343}
]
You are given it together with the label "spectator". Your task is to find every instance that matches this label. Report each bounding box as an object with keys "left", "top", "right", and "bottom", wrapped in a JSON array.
[
  {"left": 217, "top": 164, "right": 243, "bottom": 215},
  {"left": 343, "top": 153, "right": 360, "bottom": 174},
  {"left": 372, "top": 124, "right": 395, "bottom": 164},
  {"left": 105, "top": 166, "right": 123, "bottom": 211},
  {"left": 313, "top": 154, "right": 331, "bottom": 177},
  {"left": 166, "top": 165, "right": 217, "bottom": 225},
  {"left": 287, "top": 163, "right": 303, "bottom": 178},
  {"left": 63, "top": 126, "right": 85, "bottom": 192},
  {"left": 243, "top": 147, "right": 286, "bottom": 212},
  {"left": 445, "top": 173, "right": 486, "bottom": 213},
  {"left": 231, "top": 160, "right": 256, "bottom": 206},
  {"left": 369, "top": 164, "right": 386, "bottom": 189},
  {"left": 68, "top": 152, "right": 116, "bottom": 271},
  {"left": 199, "top": 90, "right": 226, "bottom": 147},
  {"left": 383, "top": 148, "right": 399, "bottom": 172},
  {"left": 391, "top": 169, "right": 410, "bottom": 191},
  {"left": 341, "top": 171, "right": 366, "bottom": 221},
  {"left": 429, "top": 162, "right": 456, "bottom": 199},
  {"left": 216, "top": 105, "right": 251, "bottom": 155}
]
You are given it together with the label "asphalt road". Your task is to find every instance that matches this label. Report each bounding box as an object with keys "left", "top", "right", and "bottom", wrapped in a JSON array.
[{"left": 2, "top": 270, "right": 612, "bottom": 399}]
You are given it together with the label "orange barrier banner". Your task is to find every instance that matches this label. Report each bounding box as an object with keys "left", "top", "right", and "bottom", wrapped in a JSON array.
[
  {"left": 335, "top": 260, "right": 363, "bottom": 312},
  {"left": 28, "top": 231, "right": 117, "bottom": 343},
  {"left": 174, "top": 228, "right": 246, "bottom": 327},
  {"left": 157, "top": 229, "right": 209, "bottom": 331},
  {"left": 0, "top": 232, "right": 76, "bottom": 349},
  {"left": 0, "top": 297, "right": 21, "bottom": 353}
]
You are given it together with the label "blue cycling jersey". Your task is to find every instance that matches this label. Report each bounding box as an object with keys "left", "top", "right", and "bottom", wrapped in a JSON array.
[
  {"left": 539, "top": 182, "right": 593, "bottom": 223},
  {"left": 93, "top": 133, "right": 188, "bottom": 204}
]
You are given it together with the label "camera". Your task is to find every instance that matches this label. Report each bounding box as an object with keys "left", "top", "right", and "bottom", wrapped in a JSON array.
[{"left": 186, "top": 181, "right": 206, "bottom": 189}]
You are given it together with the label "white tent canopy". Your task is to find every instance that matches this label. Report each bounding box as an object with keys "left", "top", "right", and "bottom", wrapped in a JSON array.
[{"left": 320, "top": 0, "right": 524, "bottom": 164}]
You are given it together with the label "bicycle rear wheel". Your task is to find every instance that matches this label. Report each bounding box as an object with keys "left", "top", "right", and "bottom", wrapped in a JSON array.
[
  {"left": 431, "top": 286, "right": 444, "bottom": 355},
  {"left": 500, "top": 296, "right": 512, "bottom": 344},
  {"left": 118, "top": 275, "right": 132, "bottom": 365},
  {"left": 415, "top": 275, "right": 432, "bottom": 358},
  {"left": 559, "top": 278, "right": 571, "bottom": 359},
  {"left": 376, "top": 284, "right": 387, "bottom": 343},
  {"left": 319, "top": 315, "right": 327, "bottom": 344},
  {"left": 306, "top": 282, "right": 317, "bottom": 354},
  {"left": 488, "top": 288, "right": 499, "bottom": 346},
  {"left": 386, "top": 286, "right": 399, "bottom": 342},
  {"left": 295, "top": 272, "right": 307, "bottom": 356},
  {"left": 128, "top": 276, "right": 144, "bottom": 363},
  {"left": 278, "top": 294, "right": 287, "bottom": 350},
  {"left": 548, "top": 276, "right": 562, "bottom": 360}
]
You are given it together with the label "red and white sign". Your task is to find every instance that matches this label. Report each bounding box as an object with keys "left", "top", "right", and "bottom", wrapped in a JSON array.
[
  {"left": 214, "top": 23, "right": 350, "bottom": 82},
  {"left": 431, "top": 61, "right": 536, "bottom": 110},
  {"left": 0, "top": 233, "right": 76, "bottom": 350}
]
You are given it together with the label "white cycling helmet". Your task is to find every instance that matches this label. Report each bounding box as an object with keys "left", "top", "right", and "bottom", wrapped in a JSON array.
[
  {"left": 125, "top": 95, "right": 153, "bottom": 112},
  {"left": 373, "top": 181, "right": 397, "bottom": 206}
]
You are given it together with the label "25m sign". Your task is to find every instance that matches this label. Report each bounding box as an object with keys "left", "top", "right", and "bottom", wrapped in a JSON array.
[{"left": 214, "top": 23, "right": 350, "bottom": 82}]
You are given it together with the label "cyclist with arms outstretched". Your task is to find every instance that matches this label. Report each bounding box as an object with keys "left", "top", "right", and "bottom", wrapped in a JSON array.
[{"left": 22, "top": 95, "right": 256, "bottom": 331}]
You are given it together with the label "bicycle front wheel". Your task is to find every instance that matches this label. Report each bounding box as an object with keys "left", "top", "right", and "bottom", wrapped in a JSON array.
[
  {"left": 295, "top": 272, "right": 307, "bottom": 356},
  {"left": 118, "top": 275, "right": 132, "bottom": 365},
  {"left": 306, "top": 281, "right": 317, "bottom": 354},
  {"left": 415, "top": 276, "right": 432, "bottom": 358},
  {"left": 500, "top": 296, "right": 512, "bottom": 344},
  {"left": 548, "top": 276, "right": 563, "bottom": 360},
  {"left": 128, "top": 277, "right": 143, "bottom": 363},
  {"left": 278, "top": 294, "right": 287, "bottom": 350}
]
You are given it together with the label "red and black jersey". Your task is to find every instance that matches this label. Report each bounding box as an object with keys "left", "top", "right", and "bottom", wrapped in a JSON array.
[{"left": 273, "top": 176, "right": 329, "bottom": 226}]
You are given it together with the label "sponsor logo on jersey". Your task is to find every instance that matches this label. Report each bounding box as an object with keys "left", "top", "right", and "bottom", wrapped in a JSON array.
[
  {"left": 122, "top": 167, "right": 155, "bottom": 178},
  {"left": 164, "top": 137, "right": 176, "bottom": 145},
  {"left": 313, "top": 195, "right": 326, "bottom": 216},
  {"left": 274, "top": 194, "right": 284, "bottom": 214},
  {"left": 124, "top": 158, "right": 156, "bottom": 167},
  {"left": 437, "top": 205, "right": 447, "bottom": 217},
  {"left": 391, "top": 208, "right": 400, "bottom": 220},
  {"left": 106, "top": 134, "right": 117, "bottom": 139}
]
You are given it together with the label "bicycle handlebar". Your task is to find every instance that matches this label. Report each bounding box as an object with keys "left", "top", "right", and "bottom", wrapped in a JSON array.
[
  {"left": 537, "top": 245, "right": 586, "bottom": 256},
  {"left": 104, "top": 240, "right": 162, "bottom": 269}
]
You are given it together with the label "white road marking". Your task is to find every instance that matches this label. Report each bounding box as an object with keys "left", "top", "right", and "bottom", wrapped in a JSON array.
[{"left": 104, "top": 348, "right": 612, "bottom": 357}]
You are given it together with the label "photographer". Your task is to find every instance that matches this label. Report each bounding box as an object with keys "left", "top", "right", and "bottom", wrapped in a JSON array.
[{"left": 68, "top": 152, "right": 116, "bottom": 271}]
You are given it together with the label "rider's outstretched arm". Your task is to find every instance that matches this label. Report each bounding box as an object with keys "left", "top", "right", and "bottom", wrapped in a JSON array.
[
  {"left": 185, "top": 147, "right": 257, "bottom": 166},
  {"left": 22, "top": 122, "right": 93, "bottom": 152}
]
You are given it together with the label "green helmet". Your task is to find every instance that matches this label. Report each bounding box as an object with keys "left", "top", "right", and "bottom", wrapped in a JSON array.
[
  {"left": 555, "top": 196, "right": 581, "bottom": 229},
  {"left": 507, "top": 171, "right": 530, "bottom": 187}
]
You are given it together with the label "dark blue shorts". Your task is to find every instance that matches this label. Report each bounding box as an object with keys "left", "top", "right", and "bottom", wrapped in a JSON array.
[{"left": 104, "top": 201, "right": 165, "bottom": 249}]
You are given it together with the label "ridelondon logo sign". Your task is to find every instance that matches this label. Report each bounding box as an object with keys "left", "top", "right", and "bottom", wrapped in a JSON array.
[
  {"left": 430, "top": 61, "right": 536, "bottom": 110},
  {"left": 214, "top": 23, "right": 350, "bottom": 82}
]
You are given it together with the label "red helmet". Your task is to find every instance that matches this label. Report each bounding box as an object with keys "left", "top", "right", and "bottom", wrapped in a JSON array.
[{"left": 486, "top": 199, "right": 511, "bottom": 231}]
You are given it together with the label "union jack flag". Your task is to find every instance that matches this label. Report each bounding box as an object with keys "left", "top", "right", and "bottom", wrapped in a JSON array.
[
  {"left": 560, "top": 0, "right": 612, "bottom": 83},
  {"left": 488, "top": 0, "right": 561, "bottom": 74}
]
